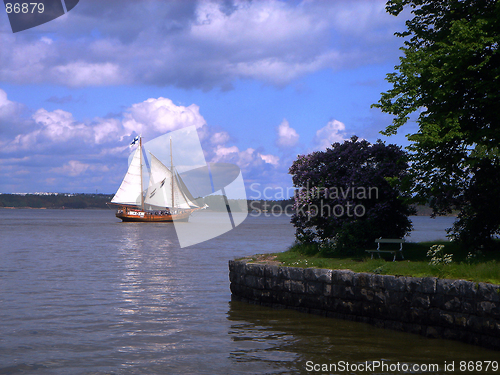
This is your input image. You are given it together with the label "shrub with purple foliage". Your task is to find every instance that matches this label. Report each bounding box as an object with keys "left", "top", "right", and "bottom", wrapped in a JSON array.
[{"left": 289, "top": 136, "right": 414, "bottom": 256}]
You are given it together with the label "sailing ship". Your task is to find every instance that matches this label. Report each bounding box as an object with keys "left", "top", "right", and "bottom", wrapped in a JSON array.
[{"left": 109, "top": 136, "right": 206, "bottom": 222}]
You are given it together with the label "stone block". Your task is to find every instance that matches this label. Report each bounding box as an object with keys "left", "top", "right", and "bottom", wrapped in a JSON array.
[
  {"left": 384, "top": 275, "right": 405, "bottom": 292},
  {"left": 405, "top": 276, "right": 437, "bottom": 294},
  {"left": 343, "top": 286, "right": 356, "bottom": 300},
  {"left": 301, "top": 293, "right": 325, "bottom": 310},
  {"left": 317, "top": 269, "right": 333, "bottom": 284},
  {"left": 385, "top": 290, "right": 404, "bottom": 306},
  {"left": 409, "top": 307, "right": 428, "bottom": 324},
  {"left": 324, "top": 284, "right": 332, "bottom": 297},
  {"left": 453, "top": 313, "right": 468, "bottom": 328},
  {"left": 462, "top": 281, "right": 478, "bottom": 299},
  {"left": 436, "top": 279, "right": 462, "bottom": 295},
  {"left": 270, "top": 278, "right": 284, "bottom": 292},
  {"left": 442, "top": 296, "right": 461, "bottom": 312},
  {"left": 289, "top": 292, "right": 303, "bottom": 307},
  {"left": 373, "top": 290, "right": 386, "bottom": 305},
  {"left": 439, "top": 311, "right": 455, "bottom": 327},
  {"left": 246, "top": 263, "right": 265, "bottom": 277},
  {"left": 485, "top": 320, "right": 500, "bottom": 335},
  {"left": 244, "top": 274, "right": 258, "bottom": 289},
  {"left": 358, "top": 288, "right": 375, "bottom": 302},
  {"left": 278, "top": 267, "right": 289, "bottom": 280},
  {"left": 419, "top": 277, "right": 437, "bottom": 294},
  {"left": 477, "top": 301, "right": 495, "bottom": 316},
  {"left": 306, "top": 281, "right": 323, "bottom": 295},
  {"left": 259, "top": 290, "right": 273, "bottom": 303},
  {"left": 467, "top": 315, "right": 482, "bottom": 332},
  {"left": 361, "top": 302, "right": 380, "bottom": 317},
  {"left": 238, "top": 272, "right": 247, "bottom": 285},
  {"left": 405, "top": 276, "right": 421, "bottom": 293},
  {"left": 461, "top": 298, "right": 476, "bottom": 314},
  {"left": 478, "top": 283, "right": 500, "bottom": 303},
  {"left": 264, "top": 265, "right": 280, "bottom": 279},
  {"left": 303, "top": 268, "right": 332, "bottom": 283},
  {"left": 332, "top": 270, "right": 354, "bottom": 286},
  {"left": 330, "top": 284, "right": 343, "bottom": 298},
  {"left": 288, "top": 267, "right": 305, "bottom": 281},
  {"left": 229, "top": 260, "right": 247, "bottom": 276},
  {"left": 283, "top": 279, "right": 305, "bottom": 294},
  {"left": 354, "top": 272, "right": 371, "bottom": 288},
  {"left": 490, "top": 302, "right": 500, "bottom": 319},
  {"left": 369, "top": 274, "right": 386, "bottom": 289},
  {"left": 411, "top": 294, "right": 431, "bottom": 309},
  {"left": 277, "top": 291, "right": 293, "bottom": 306}
]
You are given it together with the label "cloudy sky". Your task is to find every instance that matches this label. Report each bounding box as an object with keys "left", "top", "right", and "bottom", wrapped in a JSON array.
[{"left": 0, "top": 0, "right": 417, "bottom": 198}]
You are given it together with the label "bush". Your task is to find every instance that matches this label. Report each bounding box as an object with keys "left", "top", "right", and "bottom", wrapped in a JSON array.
[{"left": 289, "top": 136, "right": 414, "bottom": 256}]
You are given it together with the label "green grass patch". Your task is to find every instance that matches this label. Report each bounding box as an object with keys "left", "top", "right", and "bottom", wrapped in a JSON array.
[{"left": 270, "top": 240, "right": 500, "bottom": 284}]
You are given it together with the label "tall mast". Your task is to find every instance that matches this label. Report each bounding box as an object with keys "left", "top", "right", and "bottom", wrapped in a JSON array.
[
  {"left": 139, "top": 136, "right": 144, "bottom": 210},
  {"left": 170, "top": 136, "right": 174, "bottom": 209}
]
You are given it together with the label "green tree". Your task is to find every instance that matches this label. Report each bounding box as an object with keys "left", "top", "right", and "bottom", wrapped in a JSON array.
[{"left": 373, "top": 0, "right": 500, "bottom": 249}]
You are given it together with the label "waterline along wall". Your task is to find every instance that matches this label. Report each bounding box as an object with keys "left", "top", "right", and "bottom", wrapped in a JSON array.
[{"left": 229, "top": 260, "right": 500, "bottom": 350}]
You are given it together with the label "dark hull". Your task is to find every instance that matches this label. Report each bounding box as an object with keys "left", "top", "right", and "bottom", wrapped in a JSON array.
[{"left": 115, "top": 207, "right": 198, "bottom": 222}]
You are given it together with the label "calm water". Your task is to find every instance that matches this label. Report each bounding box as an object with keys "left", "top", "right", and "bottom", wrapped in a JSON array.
[{"left": 0, "top": 210, "right": 497, "bottom": 375}]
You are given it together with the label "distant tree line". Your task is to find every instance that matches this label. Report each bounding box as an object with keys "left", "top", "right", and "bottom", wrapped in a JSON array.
[
  {"left": 0, "top": 193, "right": 296, "bottom": 212},
  {"left": 0, "top": 194, "right": 113, "bottom": 209}
]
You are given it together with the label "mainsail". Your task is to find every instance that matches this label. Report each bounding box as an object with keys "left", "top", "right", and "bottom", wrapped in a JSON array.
[
  {"left": 144, "top": 153, "right": 199, "bottom": 210},
  {"left": 111, "top": 145, "right": 143, "bottom": 206}
]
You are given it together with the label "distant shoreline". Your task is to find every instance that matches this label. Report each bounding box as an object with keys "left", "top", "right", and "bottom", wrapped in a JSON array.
[{"left": 0, "top": 193, "right": 457, "bottom": 216}]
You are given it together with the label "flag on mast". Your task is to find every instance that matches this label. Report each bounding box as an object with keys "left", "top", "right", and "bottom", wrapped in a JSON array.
[{"left": 130, "top": 136, "right": 140, "bottom": 147}]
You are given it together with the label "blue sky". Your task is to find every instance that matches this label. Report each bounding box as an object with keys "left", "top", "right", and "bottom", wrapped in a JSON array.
[{"left": 0, "top": 0, "right": 417, "bottom": 198}]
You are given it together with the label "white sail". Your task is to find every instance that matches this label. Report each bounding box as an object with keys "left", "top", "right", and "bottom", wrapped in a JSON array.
[
  {"left": 111, "top": 146, "right": 143, "bottom": 206},
  {"left": 144, "top": 153, "right": 199, "bottom": 209},
  {"left": 145, "top": 153, "right": 173, "bottom": 209}
]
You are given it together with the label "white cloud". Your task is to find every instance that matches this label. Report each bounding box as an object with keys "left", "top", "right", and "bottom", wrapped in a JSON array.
[
  {"left": 0, "top": 0, "right": 403, "bottom": 89},
  {"left": 211, "top": 144, "right": 280, "bottom": 170},
  {"left": 6, "top": 109, "right": 92, "bottom": 152},
  {"left": 33, "top": 108, "right": 91, "bottom": 142},
  {"left": 93, "top": 118, "right": 121, "bottom": 144},
  {"left": 313, "top": 119, "right": 349, "bottom": 150},
  {"left": 276, "top": 118, "right": 299, "bottom": 148},
  {"left": 258, "top": 153, "right": 279, "bottom": 166},
  {"left": 191, "top": 1, "right": 327, "bottom": 47},
  {"left": 122, "top": 97, "right": 206, "bottom": 137},
  {"left": 212, "top": 145, "right": 239, "bottom": 161},
  {"left": 2, "top": 96, "right": 208, "bottom": 154},
  {"left": 53, "top": 62, "right": 125, "bottom": 86},
  {"left": 210, "top": 131, "right": 230, "bottom": 145},
  {"left": 51, "top": 160, "right": 90, "bottom": 176},
  {"left": 0, "top": 89, "right": 22, "bottom": 119}
]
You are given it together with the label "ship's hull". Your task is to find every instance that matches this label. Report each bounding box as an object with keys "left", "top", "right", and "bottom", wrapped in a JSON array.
[{"left": 115, "top": 207, "right": 199, "bottom": 222}]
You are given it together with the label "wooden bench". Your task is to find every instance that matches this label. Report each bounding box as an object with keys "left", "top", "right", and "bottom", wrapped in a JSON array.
[{"left": 365, "top": 238, "right": 405, "bottom": 261}]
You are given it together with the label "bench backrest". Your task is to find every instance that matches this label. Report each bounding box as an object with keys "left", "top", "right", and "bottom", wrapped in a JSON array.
[{"left": 375, "top": 238, "right": 405, "bottom": 243}]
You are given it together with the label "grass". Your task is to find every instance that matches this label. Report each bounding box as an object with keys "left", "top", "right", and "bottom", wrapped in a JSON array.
[{"left": 262, "top": 241, "right": 500, "bottom": 285}]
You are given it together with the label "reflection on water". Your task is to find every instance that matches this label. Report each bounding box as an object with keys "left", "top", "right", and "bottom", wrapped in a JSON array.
[
  {"left": 227, "top": 300, "right": 499, "bottom": 374},
  {"left": 0, "top": 210, "right": 497, "bottom": 375}
]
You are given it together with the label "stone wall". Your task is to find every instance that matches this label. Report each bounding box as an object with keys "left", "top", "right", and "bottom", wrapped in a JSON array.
[{"left": 229, "top": 260, "right": 500, "bottom": 350}]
